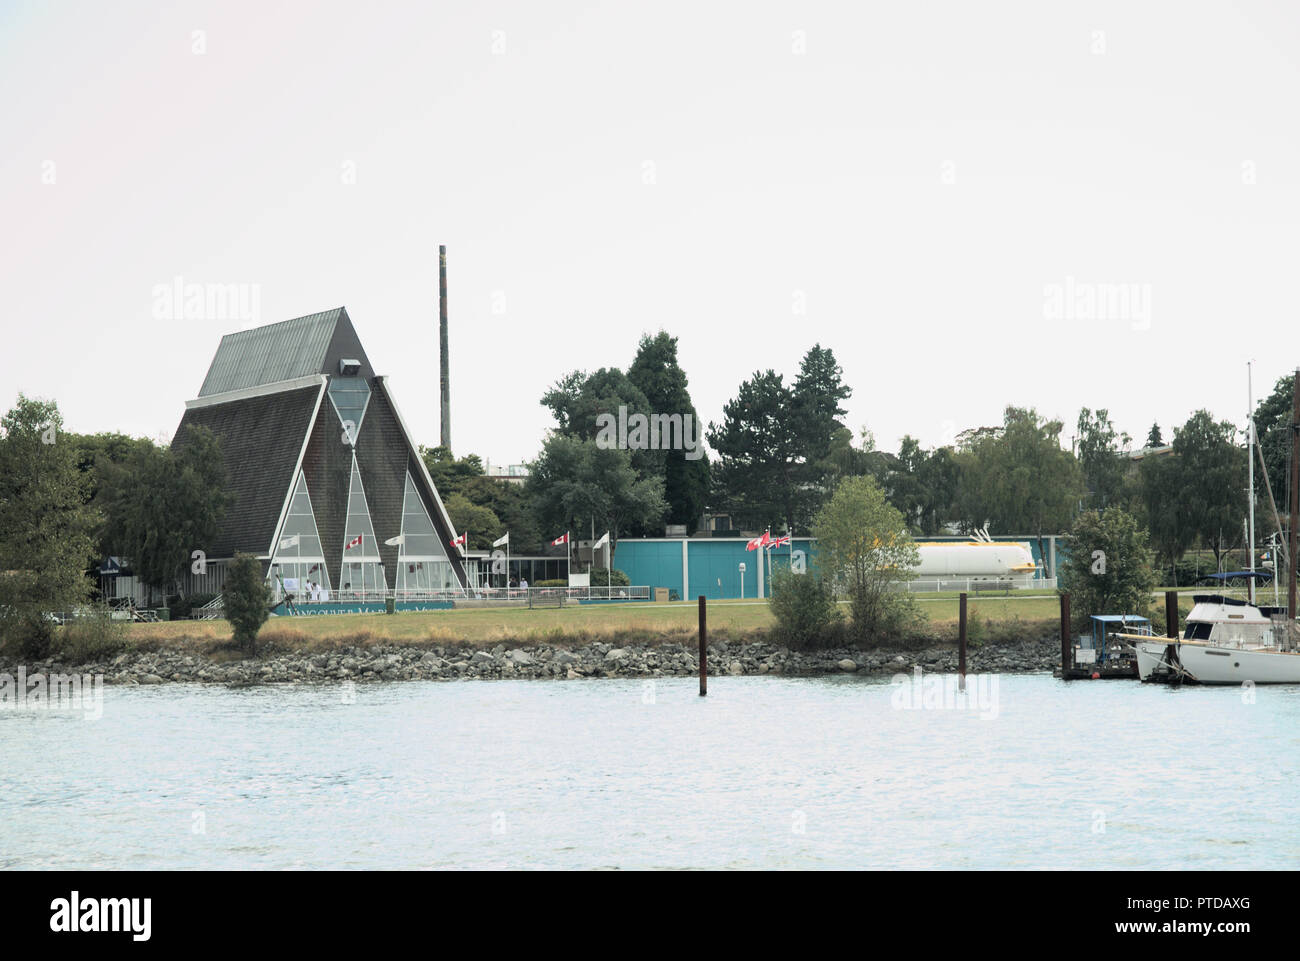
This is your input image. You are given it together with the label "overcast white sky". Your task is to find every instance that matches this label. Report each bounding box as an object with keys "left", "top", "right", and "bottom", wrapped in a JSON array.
[{"left": 3, "top": 1, "right": 1298, "bottom": 464}]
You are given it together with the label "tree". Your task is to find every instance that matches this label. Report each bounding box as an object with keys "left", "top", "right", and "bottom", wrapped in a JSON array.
[
  {"left": 915, "top": 446, "right": 961, "bottom": 536},
  {"left": 1059, "top": 507, "right": 1156, "bottom": 626},
  {"left": 0, "top": 395, "right": 99, "bottom": 656},
  {"left": 1138, "top": 451, "right": 1193, "bottom": 581},
  {"left": 526, "top": 434, "right": 666, "bottom": 551},
  {"left": 225, "top": 553, "right": 270, "bottom": 654},
  {"left": 101, "top": 424, "right": 229, "bottom": 593},
  {"left": 443, "top": 492, "right": 501, "bottom": 548},
  {"left": 1076, "top": 407, "right": 1128, "bottom": 509},
  {"left": 708, "top": 369, "right": 803, "bottom": 530},
  {"left": 824, "top": 426, "right": 891, "bottom": 491},
  {"left": 1145, "top": 422, "right": 1164, "bottom": 448},
  {"left": 419, "top": 446, "right": 485, "bottom": 496},
  {"left": 708, "top": 345, "right": 853, "bottom": 534},
  {"left": 812, "top": 475, "right": 920, "bottom": 643},
  {"left": 542, "top": 367, "right": 651, "bottom": 444},
  {"left": 1253, "top": 373, "right": 1296, "bottom": 520},
  {"left": 792, "top": 344, "right": 852, "bottom": 462},
  {"left": 957, "top": 406, "right": 1084, "bottom": 573},
  {"left": 626, "top": 331, "right": 711, "bottom": 529},
  {"left": 1170, "top": 409, "right": 1244, "bottom": 569}
]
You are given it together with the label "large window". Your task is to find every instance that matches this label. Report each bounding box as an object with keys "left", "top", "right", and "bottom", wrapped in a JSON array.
[
  {"left": 339, "top": 455, "right": 387, "bottom": 598},
  {"left": 395, "top": 472, "right": 456, "bottom": 596},
  {"left": 269, "top": 472, "right": 332, "bottom": 601},
  {"left": 328, "top": 375, "right": 371, "bottom": 444}
]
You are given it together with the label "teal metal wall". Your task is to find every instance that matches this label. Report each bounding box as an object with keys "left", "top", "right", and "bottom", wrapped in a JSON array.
[{"left": 612, "top": 538, "right": 815, "bottom": 600}]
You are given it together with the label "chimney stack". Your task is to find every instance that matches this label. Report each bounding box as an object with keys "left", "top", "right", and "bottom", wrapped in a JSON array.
[{"left": 439, "top": 245, "right": 451, "bottom": 452}]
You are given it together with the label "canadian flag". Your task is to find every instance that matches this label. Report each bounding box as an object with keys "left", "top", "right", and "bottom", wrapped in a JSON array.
[
  {"left": 550, "top": 532, "right": 569, "bottom": 547},
  {"left": 745, "top": 531, "right": 771, "bottom": 552},
  {"left": 345, "top": 534, "right": 362, "bottom": 551},
  {"left": 450, "top": 532, "right": 467, "bottom": 548}
]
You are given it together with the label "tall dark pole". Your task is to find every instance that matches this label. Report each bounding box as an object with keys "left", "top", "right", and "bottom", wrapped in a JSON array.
[
  {"left": 439, "top": 245, "right": 451, "bottom": 452},
  {"left": 1289, "top": 369, "right": 1299, "bottom": 621},
  {"left": 1165, "top": 590, "right": 1178, "bottom": 638},
  {"left": 958, "top": 592, "right": 967, "bottom": 692},
  {"left": 1059, "top": 592, "right": 1071, "bottom": 676},
  {"left": 698, "top": 595, "right": 707, "bottom": 696}
]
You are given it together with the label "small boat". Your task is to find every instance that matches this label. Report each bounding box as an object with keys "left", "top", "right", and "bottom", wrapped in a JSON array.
[
  {"left": 1122, "top": 364, "right": 1300, "bottom": 685},
  {"left": 1125, "top": 594, "right": 1300, "bottom": 684}
]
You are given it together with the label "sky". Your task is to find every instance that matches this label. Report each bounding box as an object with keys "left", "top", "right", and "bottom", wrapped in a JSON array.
[{"left": 2, "top": 0, "right": 1298, "bottom": 465}]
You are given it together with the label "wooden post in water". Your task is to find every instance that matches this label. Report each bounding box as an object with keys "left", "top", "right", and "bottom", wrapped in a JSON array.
[
  {"left": 698, "top": 595, "right": 707, "bottom": 696},
  {"left": 1059, "top": 592, "right": 1071, "bottom": 676},
  {"left": 958, "top": 592, "right": 968, "bottom": 692},
  {"left": 1165, "top": 590, "right": 1179, "bottom": 638}
]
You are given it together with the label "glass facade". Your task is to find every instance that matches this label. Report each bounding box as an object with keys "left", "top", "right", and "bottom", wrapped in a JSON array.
[
  {"left": 395, "top": 472, "right": 456, "bottom": 595},
  {"left": 339, "top": 455, "right": 386, "bottom": 598},
  {"left": 268, "top": 472, "right": 332, "bottom": 600},
  {"left": 328, "top": 375, "right": 371, "bottom": 444}
]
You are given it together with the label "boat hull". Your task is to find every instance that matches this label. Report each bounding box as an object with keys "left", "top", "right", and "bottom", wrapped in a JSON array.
[{"left": 1133, "top": 638, "right": 1300, "bottom": 684}]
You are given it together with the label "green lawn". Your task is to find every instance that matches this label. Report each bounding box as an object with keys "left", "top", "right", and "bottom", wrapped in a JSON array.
[{"left": 122, "top": 593, "right": 1066, "bottom": 648}]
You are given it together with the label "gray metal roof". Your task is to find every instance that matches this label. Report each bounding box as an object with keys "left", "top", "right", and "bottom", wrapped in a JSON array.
[{"left": 198, "top": 309, "right": 343, "bottom": 397}]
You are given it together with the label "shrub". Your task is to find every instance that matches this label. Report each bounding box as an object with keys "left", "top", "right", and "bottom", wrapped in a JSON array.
[
  {"left": 56, "top": 609, "right": 128, "bottom": 662},
  {"left": 225, "top": 553, "right": 271, "bottom": 654},
  {"left": 768, "top": 567, "right": 843, "bottom": 650},
  {"left": 589, "top": 568, "right": 630, "bottom": 587},
  {"left": 534, "top": 579, "right": 568, "bottom": 588},
  {"left": 9, "top": 614, "right": 54, "bottom": 660}
]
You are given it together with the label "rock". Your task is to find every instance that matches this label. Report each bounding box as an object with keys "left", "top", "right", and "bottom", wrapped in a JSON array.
[
  {"left": 727, "top": 661, "right": 743, "bottom": 675},
  {"left": 565, "top": 668, "right": 581, "bottom": 680},
  {"left": 605, "top": 648, "right": 631, "bottom": 662},
  {"left": 138, "top": 673, "right": 164, "bottom": 685},
  {"left": 470, "top": 651, "right": 496, "bottom": 666},
  {"left": 837, "top": 659, "right": 858, "bottom": 672},
  {"left": 506, "top": 649, "right": 534, "bottom": 666},
  {"left": 553, "top": 651, "right": 579, "bottom": 666}
]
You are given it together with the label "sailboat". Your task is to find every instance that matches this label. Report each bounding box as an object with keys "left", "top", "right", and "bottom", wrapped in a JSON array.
[{"left": 1125, "top": 365, "right": 1300, "bottom": 684}]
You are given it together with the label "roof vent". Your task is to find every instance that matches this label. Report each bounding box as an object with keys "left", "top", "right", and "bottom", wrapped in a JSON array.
[{"left": 338, "top": 358, "right": 361, "bottom": 376}]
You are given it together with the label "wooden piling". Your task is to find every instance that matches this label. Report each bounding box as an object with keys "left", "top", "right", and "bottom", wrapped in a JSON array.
[
  {"left": 1165, "top": 589, "right": 1179, "bottom": 638},
  {"left": 958, "top": 592, "right": 967, "bottom": 691},
  {"left": 698, "top": 595, "right": 707, "bottom": 696},
  {"left": 1059, "top": 592, "right": 1071, "bottom": 675}
]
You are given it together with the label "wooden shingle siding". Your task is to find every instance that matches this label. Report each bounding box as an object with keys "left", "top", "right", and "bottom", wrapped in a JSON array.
[{"left": 172, "top": 385, "right": 321, "bottom": 559}]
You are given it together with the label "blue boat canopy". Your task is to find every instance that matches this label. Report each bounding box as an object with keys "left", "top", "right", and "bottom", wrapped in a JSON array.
[{"left": 1203, "top": 571, "right": 1273, "bottom": 581}]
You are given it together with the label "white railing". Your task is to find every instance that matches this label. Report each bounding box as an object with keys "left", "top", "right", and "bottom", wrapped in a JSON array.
[{"left": 899, "top": 576, "right": 1058, "bottom": 593}]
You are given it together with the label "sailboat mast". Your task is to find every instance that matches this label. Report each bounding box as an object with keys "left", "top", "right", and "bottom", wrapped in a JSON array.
[
  {"left": 1248, "top": 362, "right": 1256, "bottom": 605},
  {"left": 1290, "top": 368, "right": 1300, "bottom": 622}
]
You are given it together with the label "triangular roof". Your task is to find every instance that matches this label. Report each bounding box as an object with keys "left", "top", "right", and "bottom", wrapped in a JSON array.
[{"left": 198, "top": 307, "right": 373, "bottom": 397}]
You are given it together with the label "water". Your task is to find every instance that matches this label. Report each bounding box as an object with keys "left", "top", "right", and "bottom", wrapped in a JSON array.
[{"left": 2, "top": 673, "right": 1298, "bottom": 869}]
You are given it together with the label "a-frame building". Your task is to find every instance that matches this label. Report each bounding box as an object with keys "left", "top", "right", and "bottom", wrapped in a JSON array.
[{"left": 172, "top": 307, "right": 467, "bottom": 596}]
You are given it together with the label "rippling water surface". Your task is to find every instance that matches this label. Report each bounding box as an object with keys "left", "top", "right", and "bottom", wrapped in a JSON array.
[{"left": 2, "top": 673, "right": 1298, "bottom": 869}]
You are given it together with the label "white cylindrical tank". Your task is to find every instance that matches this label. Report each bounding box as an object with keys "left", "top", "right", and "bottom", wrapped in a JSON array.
[{"left": 914, "top": 542, "right": 1037, "bottom": 578}]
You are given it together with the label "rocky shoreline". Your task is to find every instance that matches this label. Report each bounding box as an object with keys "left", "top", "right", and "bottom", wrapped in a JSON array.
[{"left": 2, "top": 636, "right": 1061, "bottom": 686}]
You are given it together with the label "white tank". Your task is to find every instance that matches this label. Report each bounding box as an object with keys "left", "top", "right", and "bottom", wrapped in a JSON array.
[{"left": 914, "top": 542, "right": 1037, "bottom": 578}]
